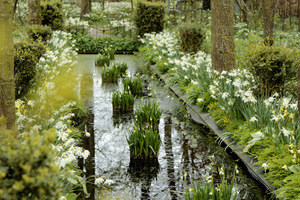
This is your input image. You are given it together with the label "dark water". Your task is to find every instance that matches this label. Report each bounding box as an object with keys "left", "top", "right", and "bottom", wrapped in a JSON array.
[{"left": 75, "top": 55, "right": 268, "bottom": 200}]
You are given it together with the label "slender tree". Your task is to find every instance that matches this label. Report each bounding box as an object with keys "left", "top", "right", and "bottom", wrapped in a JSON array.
[
  {"left": 0, "top": 0, "right": 15, "bottom": 129},
  {"left": 28, "top": 0, "right": 41, "bottom": 24},
  {"left": 262, "top": 0, "right": 274, "bottom": 38},
  {"left": 80, "top": 0, "right": 92, "bottom": 19},
  {"left": 211, "top": 0, "right": 236, "bottom": 72}
]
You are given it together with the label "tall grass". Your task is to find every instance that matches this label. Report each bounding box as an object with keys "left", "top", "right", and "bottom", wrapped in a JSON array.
[
  {"left": 123, "top": 76, "right": 143, "bottom": 97},
  {"left": 112, "top": 90, "right": 134, "bottom": 112}
]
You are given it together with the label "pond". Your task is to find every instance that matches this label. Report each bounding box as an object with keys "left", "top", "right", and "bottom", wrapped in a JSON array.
[{"left": 75, "top": 54, "right": 268, "bottom": 200}]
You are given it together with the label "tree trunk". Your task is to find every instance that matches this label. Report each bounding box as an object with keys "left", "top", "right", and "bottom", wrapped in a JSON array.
[
  {"left": 0, "top": 0, "right": 15, "bottom": 129},
  {"left": 80, "top": 0, "right": 92, "bottom": 19},
  {"left": 298, "top": 0, "right": 300, "bottom": 31},
  {"left": 203, "top": 0, "right": 211, "bottom": 10},
  {"left": 262, "top": 0, "right": 274, "bottom": 38},
  {"left": 211, "top": 0, "right": 236, "bottom": 72},
  {"left": 28, "top": 0, "right": 42, "bottom": 25}
]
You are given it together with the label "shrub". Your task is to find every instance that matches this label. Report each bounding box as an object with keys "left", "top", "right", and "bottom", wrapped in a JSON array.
[
  {"left": 27, "top": 25, "right": 53, "bottom": 42},
  {"left": 123, "top": 76, "right": 143, "bottom": 96},
  {"left": 41, "top": 0, "right": 63, "bottom": 31},
  {"left": 126, "top": 127, "right": 161, "bottom": 159},
  {"left": 101, "top": 46, "right": 115, "bottom": 60},
  {"left": 95, "top": 54, "right": 110, "bottom": 67},
  {"left": 178, "top": 22, "right": 206, "bottom": 54},
  {"left": 0, "top": 120, "right": 61, "bottom": 200},
  {"left": 112, "top": 90, "right": 135, "bottom": 112},
  {"left": 14, "top": 40, "right": 46, "bottom": 99},
  {"left": 243, "top": 45, "right": 299, "bottom": 97},
  {"left": 134, "top": 0, "right": 166, "bottom": 38},
  {"left": 134, "top": 99, "right": 162, "bottom": 132},
  {"left": 73, "top": 35, "right": 139, "bottom": 53}
]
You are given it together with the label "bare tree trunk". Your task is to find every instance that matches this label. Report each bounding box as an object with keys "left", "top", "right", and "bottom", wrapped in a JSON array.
[
  {"left": 262, "top": 0, "right": 274, "bottom": 38},
  {"left": 28, "top": 0, "right": 41, "bottom": 25},
  {"left": 235, "top": 0, "right": 248, "bottom": 24},
  {"left": 80, "top": 0, "right": 92, "bottom": 19},
  {"left": 211, "top": 0, "right": 236, "bottom": 72},
  {"left": 298, "top": 0, "right": 300, "bottom": 31},
  {"left": 0, "top": 0, "right": 15, "bottom": 129}
]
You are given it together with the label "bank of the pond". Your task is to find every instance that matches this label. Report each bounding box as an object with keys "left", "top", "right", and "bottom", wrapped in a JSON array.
[
  {"left": 147, "top": 64, "right": 274, "bottom": 194},
  {"left": 76, "top": 54, "right": 269, "bottom": 200}
]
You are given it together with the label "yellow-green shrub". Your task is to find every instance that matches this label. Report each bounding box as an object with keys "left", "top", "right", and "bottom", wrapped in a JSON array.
[
  {"left": 134, "top": 0, "right": 166, "bottom": 38},
  {"left": 0, "top": 119, "right": 61, "bottom": 200},
  {"left": 243, "top": 45, "right": 299, "bottom": 97},
  {"left": 41, "top": 0, "right": 63, "bottom": 31},
  {"left": 14, "top": 40, "right": 46, "bottom": 99},
  {"left": 27, "top": 25, "right": 53, "bottom": 42},
  {"left": 177, "top": 22, "right": 205, "bottom": 54}
]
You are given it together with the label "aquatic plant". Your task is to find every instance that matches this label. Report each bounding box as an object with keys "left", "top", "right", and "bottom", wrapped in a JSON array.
[
  {"left": 95, "top": 53, "right": 110, "bottom": 66},
  {"left": 101, "top": 62, "right": 127, "bottom": 83},
  {"left": 112, "top": 90, "right": 134, "bottom": 112},
  {"left": 101, "top": 46, "right": 115, "bottom": 60},
  {"left": 134, "top": 99, "right": 162, "bottom": 132},
  {"left": 126, "top": 127, "right": 161, "bottom": 159},
  {"left": 185, "top": 166, "right": 237, "bottom": 200},
  {"left": 123, "top": 76, "right": 143, "bottom": 96}
]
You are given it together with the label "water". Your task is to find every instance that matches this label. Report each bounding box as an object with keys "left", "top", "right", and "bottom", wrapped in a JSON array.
[{"left": 75, "top": 54, "right": 268, "bottom": 200}]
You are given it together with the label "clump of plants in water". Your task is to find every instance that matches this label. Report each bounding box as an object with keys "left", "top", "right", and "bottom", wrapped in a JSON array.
[
  {"left": 185, "top": 165, "right": 237, "bottom": 200},
  {"left": 101, "top": 62, "right": 128, "bottom": 83},
  {"left": 127, "top": 127, "right": 161, "bottom": 159},
  {"left": 123, "top": 76, "right": 143, "bottom": 96},
  {"left": 127, "top": 99, "right": 163, "bottom": 159},
  {"left": 95, "top": 53, "right": 110, "bottom": 66},
  {"left": 112, "top": 90, "right": 134, "bottom": 112},
  {"left": 134, "top": 99, "right": 162, "bottom": 132},
  {"left": 101, "top": 46, "right": 115, "bottom": 60}
]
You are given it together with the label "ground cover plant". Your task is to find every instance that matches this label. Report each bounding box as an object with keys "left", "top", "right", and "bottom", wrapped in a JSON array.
[
  {"left": 101, "top": 62, "right": 128, "bottom": 83},
  {"left": 139, "top": 26, "right": 300, "bottom": 199}
]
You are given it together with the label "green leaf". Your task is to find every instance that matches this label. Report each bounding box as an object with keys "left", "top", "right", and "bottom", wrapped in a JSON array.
[
  {"left": 288, "top": 165, "right": 300, "bottom": 174},
  {"left": 66, "top": 193, "right": 78, "bottom": 200}
]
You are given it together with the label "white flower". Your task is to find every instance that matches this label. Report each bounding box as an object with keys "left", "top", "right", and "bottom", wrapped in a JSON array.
[
  {"left": 82, "top": 150, "right": 90, "bottom": 159},
  {"left": 95, "top": 177, "right": 105, "bottom": 185},
  {"left": 27, "top": 100, "right": 35, "bottom": 107},
  {"left": 221, "top": 92, "right": 229, "bottom": 99},
  {"left": 281, "top": 127, "right": 291, "bottom": 137},
  {"left": 197, "top": 98, "right": 203, "bottom": 103},
  {"left": 85, "top": 132, "right": 91, "bottom": 137},
  {"left": 262, "top": 163, "right": 269, "bottom": 170},
  {"left": 250, "top": 116, "right": 258, "bottom": 122},
  {"left": 105, "top": 179, "right": 114, "bottom": 185},
  {"left": 282, "top": 98, "right": 290, "bottom": 107}
]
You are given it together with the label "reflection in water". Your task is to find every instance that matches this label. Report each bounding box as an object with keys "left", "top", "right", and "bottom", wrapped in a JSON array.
[
  {"left": 80, "top": 73, "right": 95, "bottom": 200},
  {"left": 163, "top": 114, "right": 177, "bottom": 200}
]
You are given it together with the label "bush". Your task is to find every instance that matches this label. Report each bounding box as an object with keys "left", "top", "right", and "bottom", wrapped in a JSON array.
[
  {"left": 95, "top": 54, "right": 110, "bottom": 67},
  {"left": 73, "top": 35, "right": 139, "bottom": 53},
  {"left": 134, "top": 0, "right": 166, "bottom": 38},
  {"left": 41, "top": 0, "right": 63, "bottom": 31},
  {"left": 243, "top": 45, "right": 299, "bottom": 97},
  {"left": 14, "top": 40, "right": 46, "bottom": 99},
  {"left": 101, "top": 62, "right": 127, "bottom": 83},
  {"left": 27, "top": 25, "right": 53, "bottom": 42},
  {"left": 0, "top": 119, "right": 61, "bottom": 200},
  {"left": 178, "top": 22, "right": 206, "bottom": 54}
]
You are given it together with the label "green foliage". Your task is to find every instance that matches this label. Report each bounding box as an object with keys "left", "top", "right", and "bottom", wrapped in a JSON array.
[
  {"left": 14, "top": 40, "right": 46, "bottom": 99},
  {"left": 138, "top": 46, "right": 156, "bottom": 66},
  {"left": 156, "top": 57, "right": 172, "bottom": 73},
  {"left": 41, "top": 0, "right": 64, "bottom": 31},
  {"left": 101, "top": 62, "right": 128, "bottom": 83},
  {"left": 185, "top": 166, "right": 237, "bottom": 200},
  {"left": 101, "top": 46, "right": 115, "bottom": 60},
  {"left": 0, "top": 124, "right": 61, "bottom": 200},
  {"left": 275, "top": 171, "right": 300, "bottom": 199},
  {"left": 27, "top": 25, "right": 53, "bottom": 42},
  {"left": 73, "top": 35, "right": 139, "bottom": 53},
  {"left": 134, "top": 99, "right": 163, "bottom": 132},
  {"left": 126, "top": 127, "right": 161, "bottom": 159},
  {"left": 178, "top": 22, "right": 205, "bottom": 54},
  {"left": 123, "top": 76, "right": 143, "bottom": 96},
  {"left": 134, "top": 0, "right": 166, "bottom": 37},
  {"left": 243, "top": 45, "right": 299, "bottom": 97},
  {"left": 95, "top": 54, "right": 110, "bottom": 67},
  {"left": 112, "top": 90, "right": 134, "bottom": 112}
]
